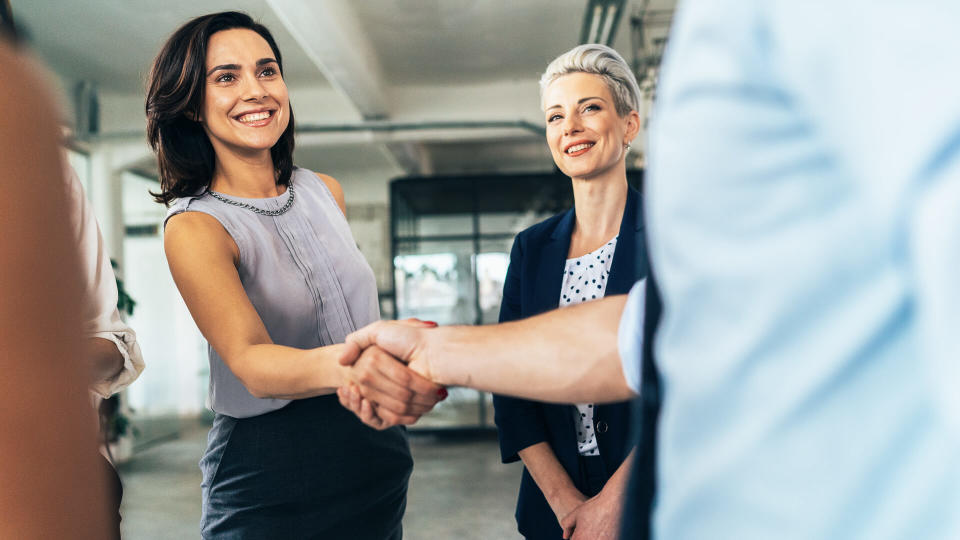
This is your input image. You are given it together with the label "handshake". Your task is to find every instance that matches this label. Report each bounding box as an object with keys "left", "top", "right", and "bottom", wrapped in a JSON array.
[
  {"left": 337, "top": 318, "right": 448, "bottom": 431},
  {"left": 335, "top": 293, "right": 635, "bottom": 430}
]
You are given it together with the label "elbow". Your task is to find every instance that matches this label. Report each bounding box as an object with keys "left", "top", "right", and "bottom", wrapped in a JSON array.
[
  {"left": 229, "top": 356, "right": 273, "bottom": 399},
  {"left": 239, "top": 372, "right": 275, "bottom": 399},
  {"left": 246, "top": 384, "right": 271, "bottom": 400}
]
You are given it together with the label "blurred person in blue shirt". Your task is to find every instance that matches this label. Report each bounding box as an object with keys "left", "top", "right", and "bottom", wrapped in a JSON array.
[{"left": 645, "top": 0, "right": 960, "bottom": 537}]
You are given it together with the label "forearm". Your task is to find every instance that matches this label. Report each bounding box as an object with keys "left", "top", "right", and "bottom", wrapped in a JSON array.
[
  {"left": 518, "top": 442, "right": 585, "bottom": 520},
  {"left": 426, "top": 295, "right": 634, "bottom": 403},
  {"left": 559, "top": 449, "right": 634, "bottom": 538},
  {"left": 86, "top": 337, "right": 125, "bottom": 387},
  {"left": 600, "top": 448, "right": 635, "bottom": 497},
  {"left": 232, "top": 343, "right": 348, "bottom": 399}
]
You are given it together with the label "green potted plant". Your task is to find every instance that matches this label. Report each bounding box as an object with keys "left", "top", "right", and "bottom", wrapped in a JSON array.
[{"left": 98, "top": 259, "right": 138, "bottom": 461}]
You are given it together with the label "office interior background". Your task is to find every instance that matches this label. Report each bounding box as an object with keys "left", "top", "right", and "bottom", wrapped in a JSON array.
[{"left": 12, "top": 1, "right": 675, "bottom": 537}]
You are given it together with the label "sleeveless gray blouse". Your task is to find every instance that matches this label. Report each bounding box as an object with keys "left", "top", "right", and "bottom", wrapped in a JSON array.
[{"left": 165, "top": 168, "right": 380, "bottom": 418}]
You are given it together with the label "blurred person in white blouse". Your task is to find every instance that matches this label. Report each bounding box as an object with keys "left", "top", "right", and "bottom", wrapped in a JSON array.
[
  {"left": 66, "top": 163, "right": 145, "bottom": 539},
  {"left": 67, "top": 165, "right": 145, "bottom": 398}
]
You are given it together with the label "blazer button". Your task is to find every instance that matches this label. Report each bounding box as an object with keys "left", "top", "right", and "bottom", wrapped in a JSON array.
[{"left": 596, "top": 421, "right": 608, "bottom": 434}]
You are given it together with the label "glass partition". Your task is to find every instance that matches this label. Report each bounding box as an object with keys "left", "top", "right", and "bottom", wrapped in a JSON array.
[
  {"left": 390, "top": 171, "right": 643, "bottom": 430},
  {"left": 391, "top": 173, "right": 573, "bottom": 430},
  {"left": 394, "top": 241, "right": 476, "bottom": 326}
]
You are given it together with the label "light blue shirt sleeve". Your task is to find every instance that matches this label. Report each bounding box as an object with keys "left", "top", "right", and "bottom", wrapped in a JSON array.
[
  {"left": 645, "top": 0, "right": 960, "bottom": 538},
  {"left": 617, "top": 279, "right": 645, "bottom": 395}
]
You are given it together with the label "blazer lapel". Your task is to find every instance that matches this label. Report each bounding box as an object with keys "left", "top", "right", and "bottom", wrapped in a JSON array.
[
  {"left": 607, "top": 187, "right": 647, "bottom": 295},
  {"left": 533, "top": 209, "right": 576, "bottom": 314}
]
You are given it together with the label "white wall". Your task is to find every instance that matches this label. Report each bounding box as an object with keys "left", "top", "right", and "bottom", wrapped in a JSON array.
[{"left": 122, "top": 173, "right": 208, "bottom": 418}]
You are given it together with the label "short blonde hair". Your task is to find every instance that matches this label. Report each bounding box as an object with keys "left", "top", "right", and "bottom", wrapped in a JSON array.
[{"left": 540, "top": 44, "right": 641, "bottom": 117}]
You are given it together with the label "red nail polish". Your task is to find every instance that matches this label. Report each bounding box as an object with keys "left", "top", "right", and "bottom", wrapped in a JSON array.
[
  {"left": 437, "top": 388, "right": 448, "bottom": 400},
  {"left": 424, "top": 320, "right": 438, "bottom": 327}
]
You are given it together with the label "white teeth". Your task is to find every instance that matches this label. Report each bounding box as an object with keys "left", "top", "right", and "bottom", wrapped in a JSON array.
[
  {"left": 238, "top": 111, "right": 271, "bottom": 123},
  {"left": 566, "top": 143, "right": 594, "bottom": 154}
]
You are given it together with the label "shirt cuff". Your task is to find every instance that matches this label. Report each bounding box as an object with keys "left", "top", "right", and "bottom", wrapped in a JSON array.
[
  {"left": 617, "top": 279, "right": 646, "bottom": 395},
  {"left": 88, "top": 330, "right": 145, "bottom": 398}
]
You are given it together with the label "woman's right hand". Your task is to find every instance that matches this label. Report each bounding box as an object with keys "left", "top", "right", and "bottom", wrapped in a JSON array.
[
  {"left": 339, "top": 344, "right": 444, "bottom": 425},
  {"left": 338, "top": 319, "right": 446, "bottom": 429}
]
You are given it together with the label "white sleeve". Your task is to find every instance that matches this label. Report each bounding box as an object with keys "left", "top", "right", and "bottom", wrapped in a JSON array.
[
  {"left": 617, "top": 279, "right": 646, "bottom": 395},
  {"left": 67, "top": 165, "right": 145, "bottom": 398}
]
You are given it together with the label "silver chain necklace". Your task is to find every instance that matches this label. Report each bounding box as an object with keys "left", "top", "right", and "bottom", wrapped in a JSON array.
[{"left": 207, "top": 183, "right": 295, "bottom": 216}]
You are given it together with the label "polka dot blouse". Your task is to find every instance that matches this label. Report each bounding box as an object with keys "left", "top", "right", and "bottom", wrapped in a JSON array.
[{"left": 559, "top": 235, "right": 618, "bottom": 456}]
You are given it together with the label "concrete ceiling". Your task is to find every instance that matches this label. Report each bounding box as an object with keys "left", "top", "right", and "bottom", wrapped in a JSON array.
[
  {"left": 354, "top": 0, "right": 620, "bottom": 85},
  {"left": 12, "top": 0, "right": 329, "bottom": 93},
  {"left": 13, "top": 0, "right": 676, "bottom": 181}
]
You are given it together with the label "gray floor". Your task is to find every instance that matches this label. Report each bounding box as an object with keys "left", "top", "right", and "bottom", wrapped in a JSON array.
[{"left": 118, "top": 424, "right": 524, "bottom": 539}]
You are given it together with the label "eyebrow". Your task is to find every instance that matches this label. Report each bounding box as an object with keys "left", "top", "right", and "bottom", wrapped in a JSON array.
[
  {"left": 207, "top": 58, "right": 278, "bottom": 77},
  {"left": 545, "top": 96, "right": 607, "bottom": 111}
]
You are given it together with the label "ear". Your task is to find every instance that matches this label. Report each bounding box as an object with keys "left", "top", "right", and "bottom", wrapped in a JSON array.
[{"left": 622, "top": 109, "right": 642, "bottom": 146}]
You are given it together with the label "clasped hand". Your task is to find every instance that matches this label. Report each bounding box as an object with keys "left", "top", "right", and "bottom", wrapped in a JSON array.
[{"left": 337, "top": 319, "right": 446, "bottom": 430}]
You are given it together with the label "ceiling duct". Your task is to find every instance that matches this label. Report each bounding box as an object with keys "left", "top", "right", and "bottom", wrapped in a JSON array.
[
  {"left": 630, "top": 0, "right": 674, "bottom": 98},
  {"left": 73, "top": 80, "right": 99, "bottom": 138},
  {"left": 579, "top": 0, "right": 626, "bottom": 46}
]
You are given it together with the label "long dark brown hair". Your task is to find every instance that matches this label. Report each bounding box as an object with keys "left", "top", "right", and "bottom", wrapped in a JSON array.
[
  {"left": 146, "top": 11, "right": 295, "bottom": 205},
  {"left": 0, "top": 0, "right": 18, "bottom": 43}
]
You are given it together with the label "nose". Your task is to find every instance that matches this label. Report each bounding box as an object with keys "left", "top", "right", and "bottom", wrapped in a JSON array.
[
  {"left": 562, "top": 113, "right": 582, "bottom": 137},
  {"left": 241, "top": 75, "right": 268, "bottom": 102}
]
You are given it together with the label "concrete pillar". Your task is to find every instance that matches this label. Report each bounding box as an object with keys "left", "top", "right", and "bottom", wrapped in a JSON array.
[
  {"left": 87, "top": 140, "right": 153, "bottom": 276},
  {"left": 88, "top": 146, "right": 125, "bottom": 274}
]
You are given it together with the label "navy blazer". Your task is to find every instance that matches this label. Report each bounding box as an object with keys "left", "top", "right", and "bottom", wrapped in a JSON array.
[{"left": 493, "top": 187, "right": 648, "bottom": 539}]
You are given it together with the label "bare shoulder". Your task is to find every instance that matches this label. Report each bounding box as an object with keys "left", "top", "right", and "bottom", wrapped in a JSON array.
[
  {"left": 313, "top": 172, "right": 347, "bottom": 215},
  {"left": 164, "top": 211, "right": 238, "bottom": 264}
]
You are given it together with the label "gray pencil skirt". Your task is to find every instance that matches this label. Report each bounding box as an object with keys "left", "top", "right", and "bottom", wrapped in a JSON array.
[{"left": 200, "top": 394, "right": 413, "bottom": 539}]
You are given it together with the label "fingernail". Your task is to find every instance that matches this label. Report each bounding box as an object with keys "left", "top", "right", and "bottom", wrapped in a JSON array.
[
  {"left": 424, "top": 320, "right": 438, "bottom": 326},
  {"left": 437, "top": 388, "right": 448, "bottom": 400}
]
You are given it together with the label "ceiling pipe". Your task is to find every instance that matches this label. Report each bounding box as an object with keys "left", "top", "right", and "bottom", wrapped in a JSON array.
[
  {"left": 297, "top": 120, "right": 544, "bottom": 136},
  {"left": 77, "top": 119, "right": 545, "bottom": 144}
]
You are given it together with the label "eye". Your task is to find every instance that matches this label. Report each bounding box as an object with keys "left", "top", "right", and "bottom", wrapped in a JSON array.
[
  {"left": 259, "top": 67, "right": 278, "bottom": 78},
  {"left": 548, "top": 113, "right": 563, "bottom": 123},
  {"left": 584, "top": 103, "right": 601, "bottom": 112},
  {"left": 215, "top": 72, "right": 236, "bottom": 83}
]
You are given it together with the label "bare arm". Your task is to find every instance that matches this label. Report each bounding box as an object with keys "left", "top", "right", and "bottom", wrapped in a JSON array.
[
  {"left": 518, "top": 443, "right": 587, "bottom": 524},
  {"left": 347, "top": 294, "right": 634, "bottom": 404},
  {"left": 86, "top": 337, "right": 125, "bottom": 386},
  {"left": 316, "top": 172, "right": 347, "bottom": 215},
  {"left": 561, "top": 450, "right": 634, "bottom": 539},
  {"left": 600, "top": 449, "right": 634, "bottom": 501},
  {"left": 166, "top": 210, "right": 441, "bottom": 405},
  {"left": 165, "top": 211, "right": 350, "bottom": 398}
]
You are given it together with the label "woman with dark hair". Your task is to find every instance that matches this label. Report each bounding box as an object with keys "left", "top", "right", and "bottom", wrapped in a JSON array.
[
  {"left": 0, "top": 0, "right": 16, "bottom": 42},
  {"left": 147, "top": 11, "right": 442, "bottom": 539}
]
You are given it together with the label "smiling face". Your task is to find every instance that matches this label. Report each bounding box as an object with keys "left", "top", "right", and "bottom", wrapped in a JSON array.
[
  {"left": 543, "top": 72, "right": 640, "bottom": 181},
  {"left": 200, "top": 28, "right": 290, "bottom": 161}
]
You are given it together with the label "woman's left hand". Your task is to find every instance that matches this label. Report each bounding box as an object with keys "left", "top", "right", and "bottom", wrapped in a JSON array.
[{"left": 559, "top": 487, "right": 623, "bottom": 540}]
